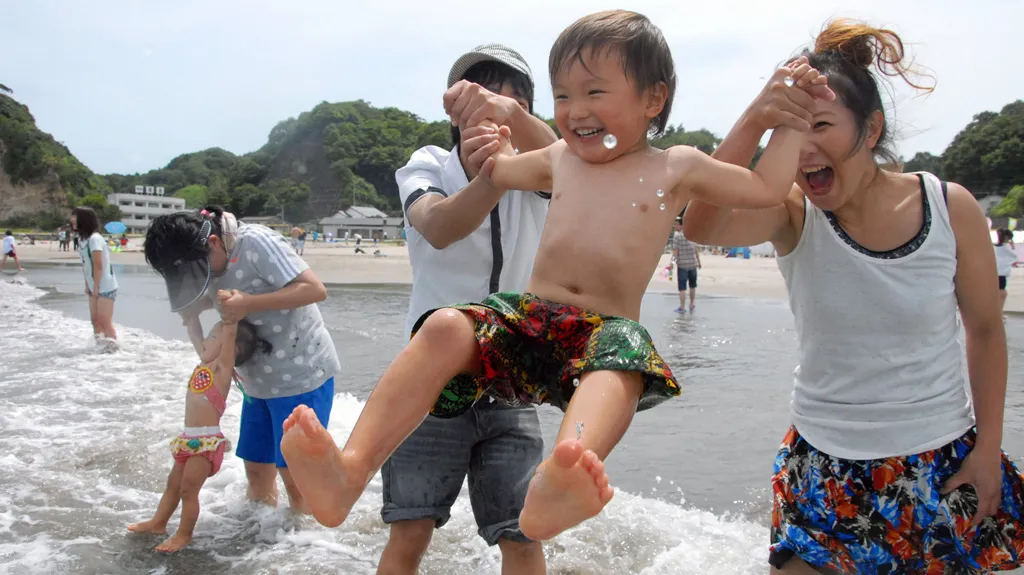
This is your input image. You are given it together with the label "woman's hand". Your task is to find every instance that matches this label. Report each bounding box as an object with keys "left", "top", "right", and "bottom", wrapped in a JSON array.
[
  {"left": 942, "top": 446, "right": 1004, "bottom": 527},
  {"left": 218, "top": 289, "right": 249, "bottom": 323}
]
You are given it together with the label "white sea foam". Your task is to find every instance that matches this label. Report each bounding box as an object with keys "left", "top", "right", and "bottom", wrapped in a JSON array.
[{"left": 0, "top": 279, "right": 771, "bottom": 574}]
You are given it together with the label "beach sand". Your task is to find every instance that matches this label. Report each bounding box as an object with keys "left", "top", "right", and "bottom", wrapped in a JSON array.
[{"left": 11, "top": 239, "right": 1024, "bottom": 312}]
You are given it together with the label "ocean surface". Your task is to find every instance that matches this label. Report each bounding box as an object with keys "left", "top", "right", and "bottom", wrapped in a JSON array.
[{"left": 1, "top": 265, "right": 1022, "bottom": 574}]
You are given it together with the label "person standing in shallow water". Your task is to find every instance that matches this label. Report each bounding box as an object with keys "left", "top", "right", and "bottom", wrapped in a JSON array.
[
  {"left": 378, "top": 44, "right": 556, "bottom": 575},
  {"left": 686, "top": 19, "right": 1024, "bottom": 574},
  {"left": 72, "top": 207, "right": 117, "bottom": 341},
  {"left": 671, "top": 217, "right": 700, "bottom": 313},
  {"left": 144, "top": 206, "right": 340, "bottom": 514},
  {"left": 995, "top": 228, "right": 1017, "bottom": 311}
]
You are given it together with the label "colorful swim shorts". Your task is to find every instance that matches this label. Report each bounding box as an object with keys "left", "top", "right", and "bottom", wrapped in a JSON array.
[
  {"left": 411, "top": 292, "right": 681, "bottom": 419},
  {"left": 770, "top": 426, "right": 1024, "bottom": 573},
  {"left": 169, "top": 426, "right": 229, "bottom": 476}
]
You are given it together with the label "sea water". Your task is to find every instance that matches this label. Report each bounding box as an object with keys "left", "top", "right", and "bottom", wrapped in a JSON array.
[{"left": 2, "top": 268, "right": 1023, "bottom": 574}]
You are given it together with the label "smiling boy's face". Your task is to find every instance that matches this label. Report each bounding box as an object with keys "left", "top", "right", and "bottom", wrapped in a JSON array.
[{"left": 552, "top": 46, "right": 666, "bottom": 164}]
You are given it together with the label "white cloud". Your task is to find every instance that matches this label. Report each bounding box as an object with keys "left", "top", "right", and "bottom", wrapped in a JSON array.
[{"left": 1, "top": 0, "right": 1019, "bottom": 174}]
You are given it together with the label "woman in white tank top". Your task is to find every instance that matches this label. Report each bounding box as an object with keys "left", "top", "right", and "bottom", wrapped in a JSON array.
[{"left": 685, "top": 19, "right": 1024, "bottom": 574}]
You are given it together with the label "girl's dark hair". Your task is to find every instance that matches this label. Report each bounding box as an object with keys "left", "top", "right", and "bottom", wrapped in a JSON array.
[
  {"left": 549, "top": 10, "right": 676, "bottom": 136},
  {"left": 144, "top": 205, "right": 226, "bottom": 277},
  {"left": 451, "top": 61, "right": 535, "bottom": 152},
  {"left": 798, "top": 19, "right": 934, "bottom": 166},
  {"left": 234, "top": 319, "right": 272, "bottom": 366},
  {"left": 997, "top": 228, "right": 1013, "bottom": 246},
  {"left": 72, "top": 207, "right": 101, "bottom": 238}
]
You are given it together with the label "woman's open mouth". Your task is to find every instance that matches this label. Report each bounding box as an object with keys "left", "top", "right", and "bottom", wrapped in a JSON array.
[{"left": 802, "top": 165, "right": 834, "bottom": 195}]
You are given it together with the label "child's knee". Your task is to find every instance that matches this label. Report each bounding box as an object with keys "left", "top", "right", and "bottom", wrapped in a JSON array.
[
  {"left": 179, "top": 481, "right": 203, "bottom": 501},
  {"left": 418, "top": 309, "right": 475, "bottom": 345}
]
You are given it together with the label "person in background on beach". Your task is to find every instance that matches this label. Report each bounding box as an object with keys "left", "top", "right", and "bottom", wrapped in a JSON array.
[
  {"left": 128, "top": 294, "right": 271, "bottom": 552},
  {"left": 58, "top": 227, "right": 68, "bottom": 252},
  {"left": 375, "top": 43, "right": 556, "bottom": 574},
  {"left": 671, "top": 217, "right": 700, "bottom": 313},
  {"left": 1, "top": 230, "right": 24, "bottom": 272},
  {"left": 685, "top": 19, "right": 1024, "bottom": 574},
  {"left": 278, "top": 9, "right": 819, "bottom": 541},
  {"left": 71, "top": 207, "right": 117, "bottom": 341},
  {"left": 143, "top": 206, "right": 340, "bottom": 515},
  {"left": 296, "top": 229, "right": 306, "bottom": 256},
  {"left": 995, "top": 228, "right": 1017, "bottom": 311}
]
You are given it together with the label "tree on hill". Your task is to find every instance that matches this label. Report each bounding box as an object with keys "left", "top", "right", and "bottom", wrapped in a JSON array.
[
  {"left": 940, "top": 100, "right": 1024, "bottom": 196},
  {"left": 991, "top": 185, "right": 1024, "bottom": 218}
]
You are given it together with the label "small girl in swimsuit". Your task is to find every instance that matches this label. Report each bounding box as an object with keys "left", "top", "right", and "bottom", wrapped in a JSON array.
[{"left": 128, "top": 296, "right": 271, "bottom": 552}]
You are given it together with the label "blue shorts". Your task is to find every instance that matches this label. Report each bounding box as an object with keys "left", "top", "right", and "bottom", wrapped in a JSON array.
[{"left": 236, "top": 377, "right": 334, "bottom": 468}]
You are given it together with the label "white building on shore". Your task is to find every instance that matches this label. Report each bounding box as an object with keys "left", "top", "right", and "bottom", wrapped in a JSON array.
[
  {"left": 319, "top": 206, "right": 404, "bottom": 240},
  {"left": 107, "top": 186, "right": 186, "bottom": 233}
]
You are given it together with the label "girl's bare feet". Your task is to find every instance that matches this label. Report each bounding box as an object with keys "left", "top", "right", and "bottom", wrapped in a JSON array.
[
  {"left": 127, "top": 520, "right": 167, "bottom": 535},
  {"left": 518, "top": 439, "right": 614, "bottom": 541},
  {"left": 155, "top": 533, "right": 191, "bottom": 552},
  {"left": 279, "top": 405, "right": 370, "bottom": 528}
]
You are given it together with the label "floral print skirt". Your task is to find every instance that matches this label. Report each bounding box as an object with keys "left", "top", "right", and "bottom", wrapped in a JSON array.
[{"left": 770, "top": 426, "right": 1024, "bottom": 574}]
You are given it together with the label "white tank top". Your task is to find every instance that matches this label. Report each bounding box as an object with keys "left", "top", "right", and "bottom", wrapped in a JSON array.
[{"left": 777, "top": 172, "right": 974, "bottom": 460}]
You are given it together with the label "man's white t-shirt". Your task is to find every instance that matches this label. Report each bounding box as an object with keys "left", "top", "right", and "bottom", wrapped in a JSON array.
[
  {"left": 2, "top": 235, "right": 15, "bottom": 254},
  {"left": 395, "top": 145, "right": 549, "bottom": 337}
]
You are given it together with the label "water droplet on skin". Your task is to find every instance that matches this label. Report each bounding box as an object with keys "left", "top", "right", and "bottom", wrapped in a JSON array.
[
  {"left": 602, "top": 134, "right": 617, "bottom": 149},
  {"left": 659, "top": 203, "right": 666, "bottom": 211},
  {"left": 631, "top": 202, "right": 637, "bottom": 208},
  {"left": 575, "top": 421, "right": 584, "bottom": 440},
  {"left": 783, "top": 76, "right": 795, "bottom": 87},
  {"left": 573, "top": 378, "right": 580, "bottom": 387},
  {"left": 655, "top": 189, "right": 665, "bottom": 197},
  {"left": 639, "top": 177, "right": 644, "bottom": 183}
]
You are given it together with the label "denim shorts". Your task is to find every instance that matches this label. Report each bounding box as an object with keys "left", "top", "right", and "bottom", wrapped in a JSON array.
[
  {"left": 381, "top": 399, "right": 543, "bottom": 545},
  {"left": 98, "top": 289, "right": 117, "bottom": 301},
  {"left": 677, "top": 267, "right": 698, "bottom": 290}
]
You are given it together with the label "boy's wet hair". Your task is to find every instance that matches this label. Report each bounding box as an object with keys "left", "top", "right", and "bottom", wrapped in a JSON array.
[
  {"left": 144, "top": 205, "right": 227, "bottom": 278},
  {"left": 452, "top": 61, "right": 534, "bottom": 151},
  {"left": 797, "top": 19, "right": 934, "bottom": 166},
  {"left": 4, "top": 230, "right": 11, "bottom": 236},
  {"left": 549, "top": 10, "right": 676, "bottom": 136},
  {"left": 234, "top": 319, "right": 272, "bottom": 366}
]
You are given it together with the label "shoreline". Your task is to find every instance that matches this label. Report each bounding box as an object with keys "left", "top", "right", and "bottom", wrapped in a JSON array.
[{"left": 10, "top": 240, "right": 1024, "bottom": 313}]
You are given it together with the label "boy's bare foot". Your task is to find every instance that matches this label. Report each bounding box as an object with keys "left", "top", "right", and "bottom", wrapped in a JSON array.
[
  {"left": 280, "top": 405, "right": 369, "bottom": 528},
  {"left": 155, "top": 533, "right": 191, "bottom": 552},
  {"left": 518, "top": 439, "right": 614, "bottom": 541},
  {"left": 127, "top": 520, "right": 167, "bottom": 535}
]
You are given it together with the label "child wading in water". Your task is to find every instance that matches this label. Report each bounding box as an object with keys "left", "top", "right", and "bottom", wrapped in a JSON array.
[
  {"left": 282, "top": 9, "right": 829, "bottom": 540},
  {"left": 128, "top": 294, "right": 271, "bottom": 552}
]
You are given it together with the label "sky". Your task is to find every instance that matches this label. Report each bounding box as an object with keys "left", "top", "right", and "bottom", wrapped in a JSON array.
[{"left": 2, "top": 0, "right": 1021, "bottom": 176}]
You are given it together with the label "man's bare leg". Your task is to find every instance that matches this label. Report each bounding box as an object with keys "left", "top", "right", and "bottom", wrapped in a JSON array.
[
  {"left": 280, "top": 309, "right": 481, "bottom": 527},
  {"left": 518, "top": 370, "right": 642, "bottom": 541},
  {"left": 376, "top": 519, "right": 434, "bottom": 574}
]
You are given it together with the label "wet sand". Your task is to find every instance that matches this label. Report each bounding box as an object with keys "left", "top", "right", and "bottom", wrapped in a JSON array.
[{"left": 11, "top": 239, "right": 1024, "bottom": 312}]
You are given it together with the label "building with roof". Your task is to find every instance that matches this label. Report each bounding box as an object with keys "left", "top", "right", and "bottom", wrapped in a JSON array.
[{"left": 318, "top": 206, "right": 404, "bottom": 240}]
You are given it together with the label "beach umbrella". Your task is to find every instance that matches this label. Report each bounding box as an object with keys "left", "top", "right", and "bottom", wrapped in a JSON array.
[{"left": 104, "top": 221, "right": 127, "bottom": 235}]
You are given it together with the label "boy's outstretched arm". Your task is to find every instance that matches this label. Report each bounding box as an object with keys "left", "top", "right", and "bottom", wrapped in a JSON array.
[
  {"left": 673, "top": 126, "right": 802, "bottom": 209},
  {"left": 478, "top": 128, "right": 556, "bottom": 193}
]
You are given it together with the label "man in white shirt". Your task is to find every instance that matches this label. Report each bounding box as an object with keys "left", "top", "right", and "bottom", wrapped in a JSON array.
[{"left": 380, "top": 44, "right": 556, "bottom": 574}]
